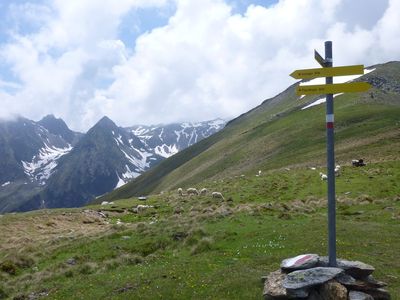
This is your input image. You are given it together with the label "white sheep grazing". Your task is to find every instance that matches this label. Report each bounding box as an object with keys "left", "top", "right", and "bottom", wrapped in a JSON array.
[
  {"left": 187, "top": 188, "right": 199, "bottom": 196},
  {"left": 258, "top": 170, "right": 262, "bottom": 176},
  {"left": 212, "top": 192, "right": 225, "bottom": 200},
  {"left": 133, "top": 204, "right": 154, "bottom": 213},
  {"left": 200, "top": 188, "right": 208, "bottom": 195},
  {"left": 178, "top": 188, "right": 183, "bottom": 196},
  {"left": 334, "top": 165, "right": 341, "bottom": 176},
  {"left": 101, "top": 201, "right": 109, "bottom": 206},
  {"left": 319, "top": 172, "right": 328, "bottom": 180}
]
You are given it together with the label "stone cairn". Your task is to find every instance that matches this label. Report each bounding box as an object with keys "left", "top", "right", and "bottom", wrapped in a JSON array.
[{"left": 262, "top": 254, "right": 391, "bottom": 300}]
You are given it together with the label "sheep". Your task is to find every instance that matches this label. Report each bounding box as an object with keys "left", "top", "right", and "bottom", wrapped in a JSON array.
[
  {"left": 178, "top": 188, "right": 183, "bottom": 196},
  {"left": 334, "top": 165, "right": 341, "bottom": 176},
  {"left": 212, "top": 192, "right": 225, "bottom": 200},
  {"left": 352, "top": 159, "right": 366, "bottom": 167},
  {"left": 133, "top": 204, "right": 154, "bottom": 213},
  {"left": 187, "top": 188, "right": 199, "bottom": 196},
  {"left": 101, "top": 201, "right": 109, "bottom": 206},
  {"left": 319, "top": 172, "right": 328, "bottom": 180},
  {"left": 200, "top": 188, "right": 208, "bottom": 195}
]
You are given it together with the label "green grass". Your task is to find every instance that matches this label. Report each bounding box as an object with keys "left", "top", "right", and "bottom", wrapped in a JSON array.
[{"left": 1, "top": 160, "right": 399, "bottom": 299}]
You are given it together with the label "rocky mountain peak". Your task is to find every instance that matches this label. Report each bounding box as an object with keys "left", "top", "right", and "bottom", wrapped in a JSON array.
[
  {"left": 94, "top": 116, "right": 118, "bottom": 130},
  {"left": 38, "top": 114, "right": 78, "bottom": 144}
]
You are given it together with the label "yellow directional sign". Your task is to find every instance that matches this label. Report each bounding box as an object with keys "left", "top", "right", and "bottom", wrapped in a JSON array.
[
  {"left": 290, "top": 65, "right": 364, "bottom": 80},
  {"left": 296, "top": 82, "right": 371, "bottom": 95}
]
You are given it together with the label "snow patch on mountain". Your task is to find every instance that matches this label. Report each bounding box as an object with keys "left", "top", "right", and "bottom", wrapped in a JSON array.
[
  {"left": 131, "top": 126, "right": 149, "bottom": 137},
  {"left": 155, "top": 144, "right": 179, "bottom": 158},
  {"left": 1, "top": 181, "right": 11, "bottom": 187},
  {"left": 120, "top": 148, "right": 152, "bottom": 171},
  {"left": 122, "top": 165, "right": 140, "bottom": 179},
  {"left": 114, "top": 165, "right": 141, "bottom": 189},
  {"left": 115, "top": 173, "right": 125, "bottom": 189},
  {"left": 22, "top": 144, "right": 72, "bottom": 184},
  {"left": 208, "top": 119, "right": 226, "bottom": 127}
]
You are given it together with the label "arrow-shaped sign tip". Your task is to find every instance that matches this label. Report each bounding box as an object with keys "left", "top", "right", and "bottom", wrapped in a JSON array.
[{"left": 289, "top": 71, "right": 297, "bottom": 79}]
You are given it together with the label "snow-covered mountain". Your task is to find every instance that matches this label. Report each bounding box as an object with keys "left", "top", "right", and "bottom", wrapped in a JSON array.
[
  {"left": 0, "top": 115, "right": 79, "bottom": 186},
  {"left": 128, "top": 119, "right": 226, "bottom": 159},
  {"left": 0, "top": 115, "right": 226, "bottom": 212},
  {"left": 0, "top": 115, "right": 81, "bottom": 212}
]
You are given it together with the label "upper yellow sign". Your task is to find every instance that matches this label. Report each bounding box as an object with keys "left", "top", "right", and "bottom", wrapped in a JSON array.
[
  {"left": 296, "top": 82, "right": 371, "bottom": 96},
  {"left": 290, "top": 65, "right": 364, "bottom": 80}
]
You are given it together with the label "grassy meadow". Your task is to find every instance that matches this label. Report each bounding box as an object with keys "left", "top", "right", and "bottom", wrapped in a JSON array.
[{"left": 1, "top": 161, "right": 399, "bottom": 299}]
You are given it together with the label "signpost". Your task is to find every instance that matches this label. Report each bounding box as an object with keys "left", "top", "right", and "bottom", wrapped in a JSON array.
[{"left": 291, "top": 41, "right": 371, "bottom": 267}]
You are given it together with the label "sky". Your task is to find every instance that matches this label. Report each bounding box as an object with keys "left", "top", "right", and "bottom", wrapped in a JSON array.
[{"left": 0, "top": 0, "right": 398, "bottom": 132}]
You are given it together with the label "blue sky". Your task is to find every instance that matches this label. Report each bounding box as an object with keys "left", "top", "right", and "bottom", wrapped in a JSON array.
[{"left": 0, "top": 0, "right": 397, "bottom": 131}]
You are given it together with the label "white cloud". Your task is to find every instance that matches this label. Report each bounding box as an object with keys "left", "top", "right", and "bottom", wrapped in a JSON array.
[{"left": 0, "top": 0, "right": 398, "bottom": 131}]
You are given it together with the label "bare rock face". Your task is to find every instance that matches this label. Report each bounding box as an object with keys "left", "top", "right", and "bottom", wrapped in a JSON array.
[
  {"left": 283, "top": 267, "right": 343, "bottom": 290},
  {"left": 281, "top": 254, "right": 319, "bottom": 272},
  {"left": 263, "top": 269, "right": 288, "bottom": 299},
  {"left": 362, "top": 288, "right": 391, "bottom": 300},
  {"left": 335, "top": 273, "right": 357, "bottom": 285},
  {"left": 349, "top": 291, "right": 374, "bottom": 300},
  {"left": 286, "top": 287, "right": 309, "bottom": 298},
  {"left": 319, "top": 257, "right": 375, "bottom": 279},
  {"left": 319, "top": 280, "right": 347, "bottom": 300},
  {"left": 308, "top": 280, "right": 347, "bottom": 300}
]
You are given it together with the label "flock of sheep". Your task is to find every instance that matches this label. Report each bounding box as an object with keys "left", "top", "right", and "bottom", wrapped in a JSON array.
[
  {"left": 319, "top": 165, "right": 341, "bottom": 180},
  {"left": 318, "top": 159, "right": 366, "bottom": 180},
  {"left": 101, "top": 161, "right": 366, "bottom": 207},
  {"left": 177, "top": 187, "right": 225, "bottom": 200},
  {"left": 179, "top": 162, "right": 358, "bottom": 199}
]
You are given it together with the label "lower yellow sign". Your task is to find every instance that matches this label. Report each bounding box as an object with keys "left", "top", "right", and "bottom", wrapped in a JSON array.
[{"left": 296, "top": 82, "right": 371, "bottom": 96}]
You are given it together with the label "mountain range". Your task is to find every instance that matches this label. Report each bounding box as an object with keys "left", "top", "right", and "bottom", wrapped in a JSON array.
[{"left": 0, "top": 115, "right": 225, "bottom": 212}]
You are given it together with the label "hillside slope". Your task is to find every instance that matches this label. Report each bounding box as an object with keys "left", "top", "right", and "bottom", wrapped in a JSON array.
[{"left": 100, "top": 61, "right": 400, "bottom": 202}]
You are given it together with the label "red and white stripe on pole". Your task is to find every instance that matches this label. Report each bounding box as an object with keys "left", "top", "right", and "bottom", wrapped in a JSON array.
[{"left": 326, "top": 114, "right": 334, "bottom": 129}]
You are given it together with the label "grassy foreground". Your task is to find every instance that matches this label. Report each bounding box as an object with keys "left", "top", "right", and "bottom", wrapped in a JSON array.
[{"left": 1, "top": 161, "right": 399, "bottom": 299}]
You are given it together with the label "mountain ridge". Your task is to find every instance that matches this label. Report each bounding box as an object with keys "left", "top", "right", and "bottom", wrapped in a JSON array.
[
  {"left": 0, "top": 115, "right": 226, "bottom": 212},
  {"left": 98, "top": 61, "right": 400, "bottom": 203}
]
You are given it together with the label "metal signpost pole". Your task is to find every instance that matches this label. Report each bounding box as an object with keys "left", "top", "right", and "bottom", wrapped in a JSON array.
[
  {"left": 291, "top": 43, "right": 371, "bottom": 267},
  {"left": 324, "top": 41, "right": 337, "bottom": 267}
]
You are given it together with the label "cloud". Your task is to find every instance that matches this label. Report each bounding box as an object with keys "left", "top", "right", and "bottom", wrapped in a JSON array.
[{"left": 0, "top": 0, "right": 398, "bottom": 131}]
